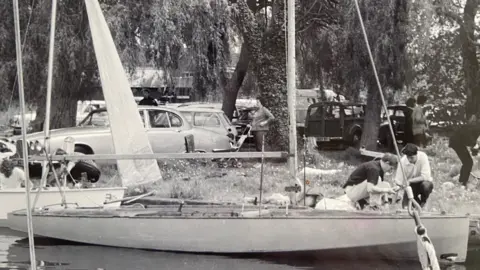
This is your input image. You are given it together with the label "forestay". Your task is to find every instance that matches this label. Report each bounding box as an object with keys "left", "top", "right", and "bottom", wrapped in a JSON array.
[{"left": 84, "top": 0, "right": 162, "bottom": 186}]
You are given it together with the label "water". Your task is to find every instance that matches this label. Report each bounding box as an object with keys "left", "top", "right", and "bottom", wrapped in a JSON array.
[{"left": 0, "top": 228, "right": 478, "bottom": 270}]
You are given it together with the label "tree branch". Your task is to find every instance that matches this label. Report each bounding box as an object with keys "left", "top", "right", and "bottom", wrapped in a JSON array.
[{"left": 235, "top": 0, "right": 263, "bottom": 64}]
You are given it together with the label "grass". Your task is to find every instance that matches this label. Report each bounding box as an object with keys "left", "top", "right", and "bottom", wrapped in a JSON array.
[
  {"left": 90, "top": 134, "right": 480, "bottom": 215},
  {"left": 1, "top": 104, "right": 476, "bottom": 215}
]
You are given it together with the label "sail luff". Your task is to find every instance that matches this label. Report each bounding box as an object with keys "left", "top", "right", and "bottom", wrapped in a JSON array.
[{"left": 84, "top": 0, "right": 162, "bottom": 186}]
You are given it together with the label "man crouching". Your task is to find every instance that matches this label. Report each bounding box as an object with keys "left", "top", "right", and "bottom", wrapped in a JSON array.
[{"left": 342, "top": 153, "right": 399, "bottom": 210}]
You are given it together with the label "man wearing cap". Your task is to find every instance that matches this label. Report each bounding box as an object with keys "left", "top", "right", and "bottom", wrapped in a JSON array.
[
  {"left": 138, "top": 88, "right": 158, "bottom": 106},
  {"left": 394, "top": 143, "right": 433, "bottom": 208},
  {"left": 343, "top": 153, "right": 399, "bottom": 209}
]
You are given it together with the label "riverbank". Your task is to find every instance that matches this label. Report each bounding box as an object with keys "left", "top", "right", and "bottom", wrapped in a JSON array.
[{"left": 93, "top": 135, "right": 480, "bottom": 215}]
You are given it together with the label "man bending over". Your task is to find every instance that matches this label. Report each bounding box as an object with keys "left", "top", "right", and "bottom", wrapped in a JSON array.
[
  {"left": 394, "top": 143, "right": 433, "bottom": 208},
  {"left": 343, "top": 153, "right": 399, "bottom": 209}
]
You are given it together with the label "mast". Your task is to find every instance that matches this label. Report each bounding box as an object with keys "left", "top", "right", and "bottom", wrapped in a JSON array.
[
  {"left": 287, "top": 0, "right": 297, "bottom": 177},
  {"left": 44, "top": 0, "right": 58, "bottom": 153},
  {"left": 12, "top": 0, "right": 37, "bottom": 269}
]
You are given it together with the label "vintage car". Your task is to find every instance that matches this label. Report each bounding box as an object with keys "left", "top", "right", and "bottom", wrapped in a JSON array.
[
  {"left": 175, "top": 107, "right": 238, "bottom": 138},
  {"left": 378, "top": 105, "right": 408, "bottom": 147},
  {"left": 305, "top": 102, "right": 410, "bottom": 149},
  {"left": 7, "top": 106, "right": 232, "bottom": 160},
  {"left": 305, "top": 102, "right": 366, "bottom": 148}
]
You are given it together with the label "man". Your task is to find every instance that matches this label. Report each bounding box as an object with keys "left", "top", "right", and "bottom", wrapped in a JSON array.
[
  {"left": 0, "top": 159, "right": 33, "bottom": 189},
  {"left": 394, "top": 143, "right": 433, "bottom": 208},
  {"left": 412, "top": 95, "right": 428, "bottom": 147},
  {"left": 138, "top": 89, "right": 158, "bottom": 106},
  {"left": 449, "top": 115, "right": 480, "bottom": 187},
  {"left": 343, "top": 153, "right": 399, "bottom": 209},
  {"left": 251, "top": 99, "right": 275, "bottom": 151},
  {"left": 404, "top": 97, "right": 416, "bottom": 145}
]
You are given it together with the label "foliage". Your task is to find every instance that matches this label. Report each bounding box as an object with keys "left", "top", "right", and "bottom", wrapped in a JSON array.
[
  {"left": 143, "top": 0, "right": 232, "bottom": 100},
  {"left": 406, "top": 0, "right": 480, "bottom": 118},
  {"left": 0, "top": 0, "right": 233, "bottom": 128}
]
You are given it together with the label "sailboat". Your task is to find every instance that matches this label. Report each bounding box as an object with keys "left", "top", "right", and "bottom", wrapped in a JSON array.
[{"left": 6, "top": 0, "right": 469, "bottom": 267}]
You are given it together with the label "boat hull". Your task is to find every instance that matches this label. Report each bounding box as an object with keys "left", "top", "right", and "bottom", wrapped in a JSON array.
[
  {"left": 0, "top": 187, "right": 125, "bottom": 226},
  {"left": 6, "top": 206, "right": 469, "bottom": 263}
]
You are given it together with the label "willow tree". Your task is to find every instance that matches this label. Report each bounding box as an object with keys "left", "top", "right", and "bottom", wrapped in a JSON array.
[
  {"left": 0, "top": 0, "right": 233, "bottom": 130},
  {"left": 137, "top": 0, "right": 231, "bottom": 101},
  {"left": 337, "top": 0, "right": 410, "bottom": 150},
  {"left": 0, "top": 0, "right": 110, "bottom": 130}
]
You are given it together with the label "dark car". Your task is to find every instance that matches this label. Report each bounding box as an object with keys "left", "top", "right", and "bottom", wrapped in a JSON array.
[
  {"left": 378, "top": 105, "right": 408, "bottom": 147},
  {"left": 305, "top": 102, "right": 410, "bottom": 149},
  {"left": 305, "top": 102, "right": 366, "bottom": 148}
]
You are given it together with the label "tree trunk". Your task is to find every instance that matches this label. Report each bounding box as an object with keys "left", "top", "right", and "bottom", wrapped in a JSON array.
[
  {"left": 461, "top": 0, "right": 480, "bottom": 118},
  {"left": 235, "top": 0, "right": 289, "bottom": 151},
  {"left": 222, "top": 43, "right": 250, "bottom": 120},
  {"left": 360, "top": 79, "right": 382, "bottom": 150}
]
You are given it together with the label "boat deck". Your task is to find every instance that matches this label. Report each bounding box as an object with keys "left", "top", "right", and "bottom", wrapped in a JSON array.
[{"left": 11, "top": 204, "right": 470, "bottom": 220}]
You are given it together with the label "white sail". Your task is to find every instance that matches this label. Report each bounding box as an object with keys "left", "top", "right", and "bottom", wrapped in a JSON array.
[{"left": 84, "top": 0, "right": 162, "bottom": 186}]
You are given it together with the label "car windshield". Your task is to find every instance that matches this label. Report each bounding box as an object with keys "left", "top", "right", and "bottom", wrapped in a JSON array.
[
  {"left": 221, "top": 112, "right": 233, "bottom": 125},
  {"left": 80, "top": 111, "right": 110, "bottom": 127}
]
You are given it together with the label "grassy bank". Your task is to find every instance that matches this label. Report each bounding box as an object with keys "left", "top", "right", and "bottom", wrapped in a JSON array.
[{"left": 91, "top": 135, "right": 480, "bottom": 215}]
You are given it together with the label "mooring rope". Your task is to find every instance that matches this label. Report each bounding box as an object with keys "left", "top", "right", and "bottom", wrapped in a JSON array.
[{"left": 352, "top": 0, "right": 440, "bottom": 268}]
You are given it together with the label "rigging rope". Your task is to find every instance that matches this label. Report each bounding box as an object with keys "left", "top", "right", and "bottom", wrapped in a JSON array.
[
  {"left": 352, "top": 0, "right": 440, "bottom": 269},
  {"left": 7, "top": 0, "right": 36, "bottom": 120}
]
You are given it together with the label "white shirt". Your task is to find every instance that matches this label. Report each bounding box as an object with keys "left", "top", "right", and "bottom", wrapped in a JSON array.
[
  {"left": 0, "top": 167, "right": 29, "bottom": 189},
  {"left": 394, "top": 151, "right": 432, "bottom": 186}
]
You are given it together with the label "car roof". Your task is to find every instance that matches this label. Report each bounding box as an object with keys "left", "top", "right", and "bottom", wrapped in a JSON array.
[
  {"left": 176, "top": 107, "right": 224, "bottom": 113},
  {"left": 90, "top": 105, "right": 184, "bottom": 113},
  {"left": 176, "top": 102, "right": 222, "bottom": 108},
  {"left": 309, "top": 101, "right": 365, "bottom": 107}
]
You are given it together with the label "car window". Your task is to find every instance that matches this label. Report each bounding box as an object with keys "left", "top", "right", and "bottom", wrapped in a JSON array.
[
  {"left": 395, "top": 110, "right": 404, "bottom": 117},
  {"left": 352, "top": 105, "right": 365, "bottom": 118},
  {"left": 194, "top": 112, "right": 221, "bottom": 127},
  {"left": 89, "top": 111, "right": 109, "bottom": 126},
  {"left": 149, "top": 110, "right": 170, "bottom": 128},
  {"left": 182, "top": 112, "right": 193, "bottom": 123},
  {"left": 344, "top": 107, "right": 353, "bottom": 116},
  {"left": 168, "top": 112, "right": 182, "bottom": 127},
  {"left": 326, "top": 105, "right": 340, "bottom": 119},
  {"left": 139, "top": 111, "right": 145, "bottom": 127},
  {"left": 309, "top": 106, "right": 323, "bottom": 117}
]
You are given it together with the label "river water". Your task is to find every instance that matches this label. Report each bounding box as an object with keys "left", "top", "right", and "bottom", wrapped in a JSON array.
[{"left": 0, "top": 227, "right": 478, "bottom": 270}]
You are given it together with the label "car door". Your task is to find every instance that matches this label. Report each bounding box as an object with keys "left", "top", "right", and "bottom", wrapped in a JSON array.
[{"left": 145, "top": 109, "right": 187, "bottom": 153}]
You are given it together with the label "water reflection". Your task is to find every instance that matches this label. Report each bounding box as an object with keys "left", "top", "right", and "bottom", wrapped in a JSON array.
[{"left": 0, "top": 228, "right": 477, "bottom": 270}]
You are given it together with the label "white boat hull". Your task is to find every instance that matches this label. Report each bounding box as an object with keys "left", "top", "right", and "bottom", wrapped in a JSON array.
[
  {"left": 0, "top": 187, "right": 125, "bottom": 226},
  {"left": 6, "top": 206, "right": 469, "bottom": 263}
]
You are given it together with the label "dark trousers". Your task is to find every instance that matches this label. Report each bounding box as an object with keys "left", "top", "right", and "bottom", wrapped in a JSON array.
[
  {"left": 402, "top": 181, "right": 434, "bottom": 208},
  {"left": 451, "top": 144, "right": 473, "bottom": 186},
  {"left": 413, "top": 133, "right": 427, "bottom": 147},
  {"left": 253, "top": 131, "right": 267, "bottom": 151}
]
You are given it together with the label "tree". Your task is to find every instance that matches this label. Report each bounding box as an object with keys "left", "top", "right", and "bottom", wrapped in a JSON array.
[
  {"left": 431, "top": 0, "right": 480, "bottom": 118},
  {"left": 336, "top": 0, "right": 410, "bottom": 150},
  {"left": 233, "top": 0, "right": 338, "bottom": 150},
  {"left": 0, "top": 0, "right": 234, "bottom": 131}
]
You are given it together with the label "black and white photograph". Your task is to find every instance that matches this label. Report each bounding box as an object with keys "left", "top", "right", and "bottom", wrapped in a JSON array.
[{"left": 0, "top": 0, "right": 478, "bottom": 269}]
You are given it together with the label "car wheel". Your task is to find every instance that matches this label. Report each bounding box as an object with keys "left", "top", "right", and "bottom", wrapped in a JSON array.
[{"left": 74, "top": 145, "right": 91, "bottom": 155}]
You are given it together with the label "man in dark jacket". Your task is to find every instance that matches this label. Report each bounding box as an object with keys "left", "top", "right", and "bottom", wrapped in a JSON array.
[
  {"left": 138, "top": 89, "right": 158, "bottom": 106},
  {"left": 404, "top": 97, "right": 416, "bottom": 145},
  {"left": 449, "top": 115, "right": 480, "bottom": 187},
  {"left": 343, "top": 153, "right": 399, "bottom": 209}
]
